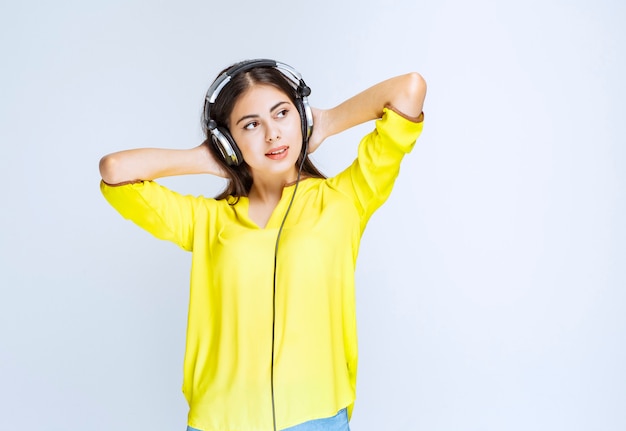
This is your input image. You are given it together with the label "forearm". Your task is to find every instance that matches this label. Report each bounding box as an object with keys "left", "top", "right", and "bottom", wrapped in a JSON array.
[
  {"left": 324, "top": 72, "right": 426, "bottom": 138},
  {"left": 99, "top": 141, "right": 225, "bottom": 185}
]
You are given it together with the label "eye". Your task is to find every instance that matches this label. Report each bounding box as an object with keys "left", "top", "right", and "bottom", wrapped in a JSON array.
[
  {"left": 243, "top": 121, "right": 259, "bottom": 130},
  {"left": 276, "top": 109, "right": 288, "bottom": 118}
]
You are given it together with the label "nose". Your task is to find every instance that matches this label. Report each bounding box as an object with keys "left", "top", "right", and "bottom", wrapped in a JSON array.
[{"left": 265, "top": 123, "right": 281, "bottom": 143}]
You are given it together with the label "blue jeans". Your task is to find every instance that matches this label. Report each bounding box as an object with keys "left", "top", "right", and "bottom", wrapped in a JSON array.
[{"left": 187, "top": 408, "right": 350, "bottom": 431}]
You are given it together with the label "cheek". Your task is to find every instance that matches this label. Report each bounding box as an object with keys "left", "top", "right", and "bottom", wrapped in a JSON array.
[
  {"left": 285, "top": 117, "right": 303, "bottom": 141},
  {"left": 230, "top": 129, "right": 255, "bottom": 149},
  {"left": 236, "top": 140, "right": 256, "bottom": 159}
]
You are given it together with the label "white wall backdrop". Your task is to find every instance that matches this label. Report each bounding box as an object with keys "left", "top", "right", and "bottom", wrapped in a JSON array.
[{"left": 1, "top": 0, "right": 624, "bottom": 430}]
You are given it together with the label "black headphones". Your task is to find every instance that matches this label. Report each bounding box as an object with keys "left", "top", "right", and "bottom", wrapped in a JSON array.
[{"left": 204, "top": 59, "right": 314, "bottom": 166}]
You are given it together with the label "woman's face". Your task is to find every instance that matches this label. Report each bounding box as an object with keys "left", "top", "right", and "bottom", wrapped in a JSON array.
[{"left": 228, "top": 84, "right": 302, "bottom": 180}]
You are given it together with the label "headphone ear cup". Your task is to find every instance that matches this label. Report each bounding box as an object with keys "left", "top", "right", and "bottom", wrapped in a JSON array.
[
  {"left": 296, "top": 97, "right": 314, "bottom": 147},
  {"left": 211, "top": 127, "right": 243, "bottom": 166}
]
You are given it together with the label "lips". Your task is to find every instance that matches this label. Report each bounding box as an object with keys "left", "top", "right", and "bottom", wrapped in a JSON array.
[{"left": 265, "top": 145, "right": 289, "bottom": 160}]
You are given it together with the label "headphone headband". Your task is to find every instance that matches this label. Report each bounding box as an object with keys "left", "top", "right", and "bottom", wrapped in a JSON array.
[
  {"left": 206, "top": 60, "right": 277, "bottom": 105},
  {"left": 205, "top": 59, "right": 310, "bottom": 120}
]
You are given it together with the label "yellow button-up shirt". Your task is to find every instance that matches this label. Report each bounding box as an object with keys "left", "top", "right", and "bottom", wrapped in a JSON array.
[{"left": 101, "top": 108, "right": 423, "bottom": 430}]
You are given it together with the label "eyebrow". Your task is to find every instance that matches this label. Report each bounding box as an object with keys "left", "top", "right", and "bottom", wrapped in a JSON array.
[{"left": 235, "top": 101, "right": 290, "bottom": 126}]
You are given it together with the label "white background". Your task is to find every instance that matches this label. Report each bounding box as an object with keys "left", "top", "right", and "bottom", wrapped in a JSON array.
[{"left": 1, "top": 0, "right": 624, "bottom": 430}]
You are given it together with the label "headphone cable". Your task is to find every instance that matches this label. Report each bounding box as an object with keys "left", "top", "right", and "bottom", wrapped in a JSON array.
[{"left": 270, "top": 148, "right": 307, "bottom": 431}]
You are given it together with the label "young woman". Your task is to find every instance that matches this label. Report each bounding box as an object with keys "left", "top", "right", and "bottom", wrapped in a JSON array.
[{"left": 99, "top": 59, "right": 426, "bottom": 431}]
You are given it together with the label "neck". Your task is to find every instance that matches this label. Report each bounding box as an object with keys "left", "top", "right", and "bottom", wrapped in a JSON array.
[{"left": 249, "top": 168, "right": 300, "bottom": 204}]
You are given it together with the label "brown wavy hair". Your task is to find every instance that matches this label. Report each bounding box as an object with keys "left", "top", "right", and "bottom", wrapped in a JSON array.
[{"left": 202, "top": 63, "right": 325, "bottom": 202}]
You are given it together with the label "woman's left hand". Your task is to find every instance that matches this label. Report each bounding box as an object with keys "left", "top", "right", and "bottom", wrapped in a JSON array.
[{"left": 307, "top": 107, "right": 328, "bottom": 153}]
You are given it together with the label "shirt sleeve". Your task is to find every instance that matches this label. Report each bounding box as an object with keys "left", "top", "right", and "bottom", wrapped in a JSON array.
[
  {"left": 327, "top": 107, "right": 424, "bottom": 232},
  {"left": 100, "top": 180, "right": 203, "bottom": 251}
]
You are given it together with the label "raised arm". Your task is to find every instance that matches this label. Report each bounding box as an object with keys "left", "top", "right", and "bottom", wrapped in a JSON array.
[
  {"left": 308, "top": 72, "right": 426, "bottom": 152},
  {"left": 99, "top": 140, "right": 226, "bottom": 185}
]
